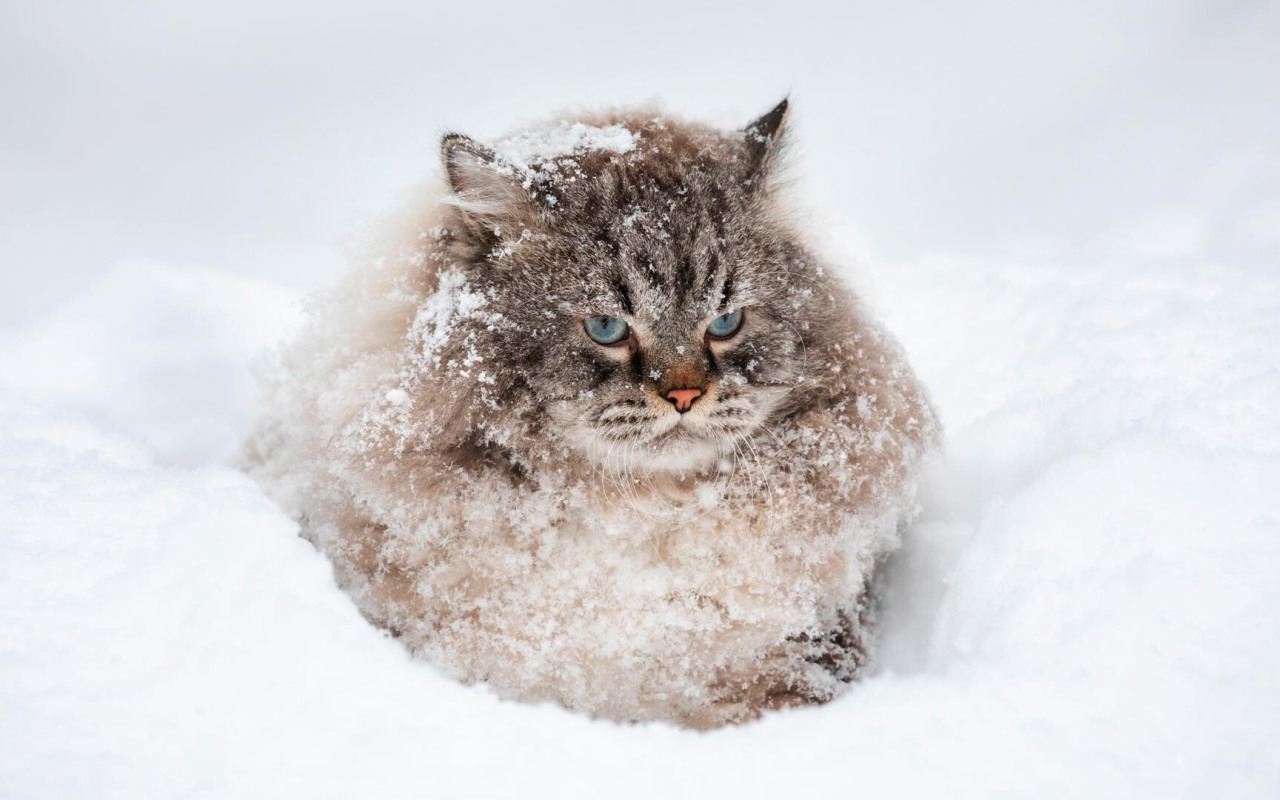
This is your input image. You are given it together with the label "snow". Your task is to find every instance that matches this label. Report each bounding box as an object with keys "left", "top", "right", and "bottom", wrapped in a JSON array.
[
  {"left": 2, "top": 247, "right": 1278, "bottom": 798},
  {"left": 494, "top": 122, "right": 638, "bottom": 171},
  {"left": 0, "top": 262, "right": 301, "bottom": 467},
  {"left": 3, "top": 0, "right": 1279, "bottom": 796}
]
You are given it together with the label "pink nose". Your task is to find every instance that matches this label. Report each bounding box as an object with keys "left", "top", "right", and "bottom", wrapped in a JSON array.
[{"left": 664, "top": 388, "right": 703, "bottom": 413}]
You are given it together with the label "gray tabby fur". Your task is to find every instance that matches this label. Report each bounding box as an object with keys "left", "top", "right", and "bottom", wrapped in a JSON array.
[{"left": 242, "top": 100, "right": 939, "bottom": 728}]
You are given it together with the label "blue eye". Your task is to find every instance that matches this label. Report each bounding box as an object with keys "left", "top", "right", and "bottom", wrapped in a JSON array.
[
  {"left": 706, "top": 309, "right": 744, "bottom": 339},
  {"left": 584, "top": 316, "right": 630, "bottom": 345}
]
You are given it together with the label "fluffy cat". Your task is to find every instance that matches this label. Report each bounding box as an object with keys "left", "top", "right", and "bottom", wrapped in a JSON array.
[{"left": 242, "top": 99, "right": 939, "bottom": 728}]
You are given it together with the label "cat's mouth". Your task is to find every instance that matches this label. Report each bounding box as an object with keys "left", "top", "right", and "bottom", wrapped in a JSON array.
[
  {"left": 567, "top": 404, "right": 728, "bottom": 474},
  {"left": 605, "top": 401, "right": 721, "bottom": 443},
  {"left": 560, "top": 386, "right": 783, "bottom": 475}
]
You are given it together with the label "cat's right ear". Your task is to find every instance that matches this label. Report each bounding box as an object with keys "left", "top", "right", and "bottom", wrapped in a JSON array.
[{"left": 440, "top": 133, "right": 533, "bottom": 245}]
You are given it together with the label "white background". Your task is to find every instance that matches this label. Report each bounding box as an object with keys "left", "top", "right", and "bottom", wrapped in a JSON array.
[{"left": 3, "top": 0, "right": 1276, "bottom": 328}]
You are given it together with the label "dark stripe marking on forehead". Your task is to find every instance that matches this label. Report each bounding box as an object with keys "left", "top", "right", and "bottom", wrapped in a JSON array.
[
  {"left": 613, "top": 277, "right": 634, "bottom": 315},
  {"left": 674, "top": 255, "right": 697, "bottom": 305}
]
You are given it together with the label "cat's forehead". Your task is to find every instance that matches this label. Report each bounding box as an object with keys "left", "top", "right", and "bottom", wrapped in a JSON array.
[
  {"left": 490, "top": 112, "right": 784, "bottom": 313},
  {"left": 493, "top": 115, "right": 756, "bottom": 220},
  {"left": 550, "top": 231, "right": 764, "bottom": 324}
]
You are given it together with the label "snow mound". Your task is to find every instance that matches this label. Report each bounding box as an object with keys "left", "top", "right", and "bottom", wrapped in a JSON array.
[
  {"left": 0, "top": 262, "right": 301, "bottom": 466},
  {"left": 2, "top": 254, "right": 1279, "bottom": 798}
]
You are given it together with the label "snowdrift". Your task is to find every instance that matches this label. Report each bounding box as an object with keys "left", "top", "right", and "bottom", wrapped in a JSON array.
[{"left": 2, "top": 254, "right": 1278, "bottom": 798}]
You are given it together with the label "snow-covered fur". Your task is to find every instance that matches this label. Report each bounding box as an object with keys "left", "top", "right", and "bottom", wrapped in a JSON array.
[{"left": 242, "top": 101, "right": 939, "bottom": 728}]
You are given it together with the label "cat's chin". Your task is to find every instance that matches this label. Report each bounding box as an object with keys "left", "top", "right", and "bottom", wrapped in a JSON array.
[{"left": 572, "top": 429, "right": 726, "bottom": 477}]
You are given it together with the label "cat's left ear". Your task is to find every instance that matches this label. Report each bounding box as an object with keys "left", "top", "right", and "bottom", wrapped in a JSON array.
[{"left": 742, "top": 97, "right": 790, "bottom": 183}]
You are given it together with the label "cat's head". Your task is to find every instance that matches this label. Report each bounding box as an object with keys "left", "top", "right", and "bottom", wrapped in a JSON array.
[{"left": 436, "top": 100, "right": 849, "bottom": 475}]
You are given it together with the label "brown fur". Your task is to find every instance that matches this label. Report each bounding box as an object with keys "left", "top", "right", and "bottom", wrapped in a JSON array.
[{"left": 242, "top": 100, "right": 939, "bottom": 727}]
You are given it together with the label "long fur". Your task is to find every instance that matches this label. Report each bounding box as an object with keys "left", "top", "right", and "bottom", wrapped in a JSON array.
[{"left": 242, "top": 102, "right": 939, "bottom": 728}]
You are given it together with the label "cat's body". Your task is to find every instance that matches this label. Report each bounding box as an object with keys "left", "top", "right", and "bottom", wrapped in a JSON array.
[{"left": 243, "top": 101, "right": 938, "bottom": 728}]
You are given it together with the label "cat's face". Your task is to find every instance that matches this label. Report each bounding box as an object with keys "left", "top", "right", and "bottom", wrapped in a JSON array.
[
  {"left": 524, "top": 225, "right": 810, "bottom": 475},
  {"left": 441, "top": 103, "right": 838, "bottom": 474}
]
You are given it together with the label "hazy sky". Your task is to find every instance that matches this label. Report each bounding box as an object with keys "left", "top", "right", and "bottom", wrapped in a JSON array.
[{"left": 2, "top": 0, "right": 1276, "bottom": 328}]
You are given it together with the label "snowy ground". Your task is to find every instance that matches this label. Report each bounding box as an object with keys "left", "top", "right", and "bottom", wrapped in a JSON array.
[
  {"left": 3, "top": 1, "right": 1279, "bottom": 798},
  {"left": 3, "top": 251, "right": 1277, "bottom": 799}
]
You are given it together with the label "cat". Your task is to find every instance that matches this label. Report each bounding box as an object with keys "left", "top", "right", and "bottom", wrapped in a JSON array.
[{"left": 242, "top": 99, "right": 939, "bottom": 728}]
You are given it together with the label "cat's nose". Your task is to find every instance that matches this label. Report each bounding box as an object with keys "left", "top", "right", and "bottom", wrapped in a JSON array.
[{"left": 664, "top": 388, "right": 703, "bottom": 413}]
